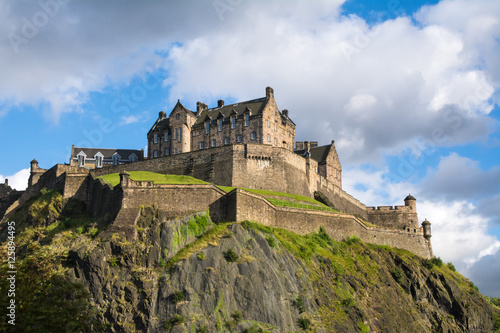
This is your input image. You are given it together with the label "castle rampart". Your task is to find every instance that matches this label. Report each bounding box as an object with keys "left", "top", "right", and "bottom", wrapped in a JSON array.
[{"left": 89, "top": 144, "right": 368, "bottom": 219}]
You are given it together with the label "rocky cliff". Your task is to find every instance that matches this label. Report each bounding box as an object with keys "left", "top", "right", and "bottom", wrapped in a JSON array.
[{"left": 0, "top": 189, "right": 499, "bottom": 332}]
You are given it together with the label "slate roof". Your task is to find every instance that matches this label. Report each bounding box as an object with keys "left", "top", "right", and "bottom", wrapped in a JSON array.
[
  {"left": 294, "top": 145, "right": 332, "bottom": 163},
  {"left": 148, "top": 117, "right": 170, "bottom": 136},
  {"left": 73, "top": 147, "right": 142, "bottom": 160},
  {"left": 193, "top": 97, "right": 267, "bottom": 126}
]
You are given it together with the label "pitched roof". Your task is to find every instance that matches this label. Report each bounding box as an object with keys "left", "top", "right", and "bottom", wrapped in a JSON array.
[
  {"left": 294, "top": 145, "right": 332, "bottom": 163},
  {"left": 148, "top": 117, "right": 170, "bottom": 136},
  {"left": 193, "top": 97, "right": 267, "bottom": 126},
  {"left": 73, "top": 147, "right": 142, "bottom": 160}
]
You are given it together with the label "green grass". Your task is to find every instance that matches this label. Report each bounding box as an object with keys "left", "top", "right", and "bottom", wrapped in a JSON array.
[
  {"left": 217, "top": 186, "right": 339, "bottom": 212},
  {"left": 100, "top": 171, "right": 209, "bottom": 187}
]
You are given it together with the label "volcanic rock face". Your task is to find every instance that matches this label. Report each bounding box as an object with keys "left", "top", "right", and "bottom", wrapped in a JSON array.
[{"left": 1, "top": 196, "right": 499, "bottom": 332}]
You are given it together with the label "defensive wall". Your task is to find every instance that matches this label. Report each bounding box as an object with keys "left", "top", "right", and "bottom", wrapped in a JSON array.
[
  {"left": 89, "top": 144, "right": 368, "bottom": 219},
  {"left": 99, "top": 174, "right": 432, "bottom": 258},
  {"left": 1, "top": 163, "right": 432, "bottom": 258}
]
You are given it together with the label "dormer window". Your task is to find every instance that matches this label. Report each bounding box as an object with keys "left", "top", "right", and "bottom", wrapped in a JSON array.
[
  {"left": 218, "top": 118, "right": 223, "bottom": 132},
  {"left": 112, "top": 154, "right": 119, "bottom": 166},
  {"left": 231, "top": 116, "right": 236, "bottom": 129},
  {"left": 164, "top": 132, "right": 169, "bottom": 142},
  {"left": 245, "top": 114, "right": 249, "bottom": 126},
  {"left": 95, "top": 153, "right": 104, "bottom": 168},
  {"left": 77, "top": 153, "right": 85, "bottom": 167},
  {"left": 129, "top": 154, "right": 137, "bottom": 163},
  {"left": 206, "top": 120, "right": 210, "bottom": 134},
  {"left": 154, "top": 133, "right": 158, "bottom": 144}
]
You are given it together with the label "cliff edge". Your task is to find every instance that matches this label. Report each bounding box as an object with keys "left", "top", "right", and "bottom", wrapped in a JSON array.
[{"left": 0, "top": 190, "right": 499, "bottom": 332}]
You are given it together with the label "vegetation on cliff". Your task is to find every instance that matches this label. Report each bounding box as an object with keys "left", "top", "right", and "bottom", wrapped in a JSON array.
[{"left": 0, "top": 189, "right": 499, "bottom": 332}]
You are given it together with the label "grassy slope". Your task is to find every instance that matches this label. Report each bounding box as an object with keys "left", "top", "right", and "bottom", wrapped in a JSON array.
[
  {"left": 99, "top": 171, "right": 337, "bottom": 212},
  {"left": 100, "top": 171, "right": 209, "bottom": 186}
]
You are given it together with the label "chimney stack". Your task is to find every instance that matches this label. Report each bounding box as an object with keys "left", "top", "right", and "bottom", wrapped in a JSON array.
[
  {"left": 304, "top": 141, "right": 310, "bottom": 157},
  {"left": 4, "top": 179, "right": 8, "bottom": 187},
  {"left": 217, "top": 99, "right": 224, "bottom": 108},
  {"left": 295, "top": 141, "right": 304, "bottom": 150},
  {"left": 158, "top": 111, "right": 166, "bottom": 120},
  {"left": 310, "top": 141, "right": 318, "bottom": 148},
  {"left": 282, "top": 109, "right": 289, "bottom": 117},
  {"left": 266, "top": 86, "right": 274, "bottom": 100},
  {"left": 196, "top": 102, "right": 208, "bottom": 116}
]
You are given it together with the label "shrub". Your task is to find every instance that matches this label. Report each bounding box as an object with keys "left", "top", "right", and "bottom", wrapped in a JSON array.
[
  {"left": 393, "top": 267, "right": 404, "bottom": 285},
  {"left": 423, "top": 259, "right": 434, "bottom": 269},
  {"left": 223, "top": 248, "right": 239, "bottom": 262},
  {"left": 196, "top": 326, "right": 208, "bottom": 333},
  {"left": 231, "top": 310, "right": 242, "bottom": 323},
  {"left": 108, "top": 257, "right": 119, "bottom": 267},
  {"left": 159, "top": 257, "right": 167, "bottom": 268},
  {"left": 318, "top": 226, "right": 334, "bottom": 245},
  {"left": 486, "top": 296, "right": 500, "bottom": 308},
  {"left": 298, "top": 317, "right": 311, "bottom": 330},
  {"left": 431, "top": 257, "right": 443, "bottom": 267},
  {"left": 266, "top": 236, "right": 276, "bottom": 248},
  {"left": 171, "top": 290, "right": 186, "bottom": 304},
  {"left": 447, "top": 262, "right": 456, "bottom": 272},
  {"left": 197, "top": 251, "right": 206, "bottom": 260},
  {"left": 89, "top": 227, "right": 98, "bottom": 238},
  {"left": 246, "top": 325, "right": 263, "bottom": 333},
  {"left": 294, "top": 296, "right": 306, "bottom": 313},
  {"left": 164, "top": 314, "right": 184, "bottom": 330},
  {"left": 344, "top": 235, "right": 361, "bottom": 245}
]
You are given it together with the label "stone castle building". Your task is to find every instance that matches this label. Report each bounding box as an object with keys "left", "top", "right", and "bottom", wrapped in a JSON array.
[
  {"left": 69, "top": 146, "right": 144, "bottom": 169},
  {"left": 0, "top": 87, "right": 433, "bottom": 259}
]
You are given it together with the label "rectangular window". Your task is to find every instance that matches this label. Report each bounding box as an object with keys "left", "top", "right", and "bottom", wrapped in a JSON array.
[
  {"left": 200, "top": 142, "right": 205, "bottom": 149},
  {"left": 212, "top": 139, "right": 216, "bottom": 147},
  {"left": 245, "top": 114, "right": 249, "bottom": 126},
  {"left": 206, "top": 120, "right": 210, "bottom": 134},
  {"left": 224, "top": 137, "right": 229, "bottom": 145},
  {"left": 267, "top": 117, "right": 270, "bottom": 127},
  {"left": 274, "top": 121, "right": 277, "bottom": 131},
  {"left": 274, "top": 137, "right": 277, "bottom": 145},
  {"left": 154, "top": 150, "right": 158, "bottom": 158},
  {"left": 251, "top": 132, "right": 256, "bottom": 140},
  {"left": 165, "top": 148, "right": 170, "bottom": 156},
  {"left": 154, "top": 133, "right": 158, "bottom": 144},
  {"left": 174, "top": 148, "right": 178, "bottom": 154},
  {"left": 174, "top": 129, "right": 178, "bottom": 140},
  {"left": 164, "top": 132, "right": 168, "bottom": 142},
  {"left": 179, "top": 128, "right": 182, "bottom": 142},
  {"left": 237, "top": 135, "right": 242, "bottom": 143},
  {"left": 78, "top": 155, "right": 85, "bottom": 167},
  {"left": 231, "top": 116, "right": 236, "bottom": 129},
  {"left": 267, "top": 134, "right": 271, "bottom": 142},
  {"left": 218, "top": 119, "right": 223, "bottom": 132}
]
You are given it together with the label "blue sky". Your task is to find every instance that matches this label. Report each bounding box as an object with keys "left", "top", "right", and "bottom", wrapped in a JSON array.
[{"left": 0, "top": 0, "right": 499, "bottom": 296}]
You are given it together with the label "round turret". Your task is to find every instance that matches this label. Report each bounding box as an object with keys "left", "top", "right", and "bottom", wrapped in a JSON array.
[
  {"left": 404, "top": 193, "right": 416, "bottom": 210},
  {"left": 422, "top": 219, "right": 431, "bottom": 239}
]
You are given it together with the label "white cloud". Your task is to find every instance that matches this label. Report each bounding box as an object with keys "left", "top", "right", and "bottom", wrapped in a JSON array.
[
  {"left": 0, "top": 168, "right": 30, "bottom": 191},
  {"left": 120, "top": 115, "right": 139, "bottom": 125}
]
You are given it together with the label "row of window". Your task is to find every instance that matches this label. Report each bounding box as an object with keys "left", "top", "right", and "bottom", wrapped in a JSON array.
[
  {"left": 205, "top": 113, "right": 250, "bottom": 134},
  {"left": 77, "top": 154, "right": 138, "bottom": 168},
  {"left": 153, "top": 128, "right": 182, "bottom": 144}
]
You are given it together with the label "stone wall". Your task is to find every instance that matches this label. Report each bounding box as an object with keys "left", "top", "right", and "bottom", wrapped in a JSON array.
[
  {"left": 89, "top": 144, "right": 368, "bottom": 218},
  {"left": 119, "top": 176, "right": 227, "bottom": 221},
  {"left": 227, "top": 189, "right": 432, "bottom": 259},
  {"left": 367, "top": 205, "right": 419, "bottom": 230}
]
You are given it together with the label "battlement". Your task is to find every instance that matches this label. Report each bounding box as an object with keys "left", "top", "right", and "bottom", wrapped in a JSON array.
[{"left": 368, "top": 205, "right": 411, "bottom": 212}]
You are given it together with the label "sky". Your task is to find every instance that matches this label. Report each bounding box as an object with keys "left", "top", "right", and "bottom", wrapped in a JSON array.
[{"left": 0, "top": 0, "right": 499, "bottom": 296}]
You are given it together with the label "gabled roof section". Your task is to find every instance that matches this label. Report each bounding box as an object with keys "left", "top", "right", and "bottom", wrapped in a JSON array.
[
  {"left": 147, "top": 117, "right": 169, "bottom": 136},
  {"left": 193, "top": 97, "right": 267, "bottom": 126},
  {"left": 72, "top": 147, "right": 143, "bottom": 160},
  {"left": 294, "top": 144, "right": 339, "bottom": 164},
  {"left": 170, "top": 100, "right": 196, "bottom": 118}
]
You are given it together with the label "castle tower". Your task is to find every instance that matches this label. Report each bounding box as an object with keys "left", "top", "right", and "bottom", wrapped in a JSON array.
[
  {"left": 28, "top": 159, "right": 45, "bottom": 188},
  {"left": 404, "top": 194, "right": 416, "bottom": 210},
  {"left": 422, "top": 219, "right": 432, "bottom": 239}
]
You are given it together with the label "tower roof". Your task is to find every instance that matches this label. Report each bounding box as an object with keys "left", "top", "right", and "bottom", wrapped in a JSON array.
[{"left": 404, "top": 194, "right": 416, "bottom": 201}]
